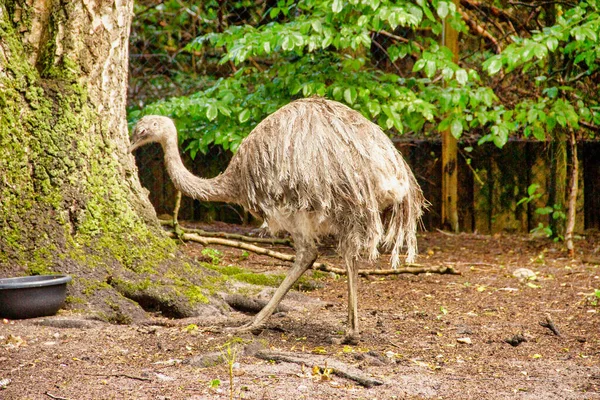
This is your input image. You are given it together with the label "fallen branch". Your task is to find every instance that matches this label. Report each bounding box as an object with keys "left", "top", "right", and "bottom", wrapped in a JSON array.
[
  {"left": 255, "top": 350, "right": 384, "bottom": 388},
  {"left": 45, "top": 393, "right": 70, "bottom": 400},
  {"left": 313, "top": 263, "right": 460, "bottom": 276},
  {"left": 169, "top": 232, "right": 460, "bottom": 276},
  {"left": 161, "top": 220, "right": 292, "bottom": 246},
  {"left": 84, "top": 372, "right": 152, "bottom": 382},
  {"left": 539, "top": 314, "right": 561, "bottom": 337}
]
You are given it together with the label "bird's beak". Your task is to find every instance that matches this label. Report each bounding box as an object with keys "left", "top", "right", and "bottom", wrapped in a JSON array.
[{"left": 128, "top": 128, "right": 145, "bottom": 153}]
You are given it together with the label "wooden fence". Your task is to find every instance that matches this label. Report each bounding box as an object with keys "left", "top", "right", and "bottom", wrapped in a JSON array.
[{"left": 134, "top": 140, "right": 600, "bottom": 233}]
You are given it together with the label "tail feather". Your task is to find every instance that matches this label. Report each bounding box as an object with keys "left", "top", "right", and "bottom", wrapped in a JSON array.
[{"left": 384, "top": 184, "right": 426, "bottom": 268}]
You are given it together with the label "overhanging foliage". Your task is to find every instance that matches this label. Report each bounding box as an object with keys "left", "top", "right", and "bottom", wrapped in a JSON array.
[{"left": 128, "top": 0, "right": 600, "bottom": 159}]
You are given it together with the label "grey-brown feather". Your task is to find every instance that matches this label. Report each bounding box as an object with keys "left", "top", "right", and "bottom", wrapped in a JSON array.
[{"left": 227, "top": 98, "right": 425, "bottom": 266}]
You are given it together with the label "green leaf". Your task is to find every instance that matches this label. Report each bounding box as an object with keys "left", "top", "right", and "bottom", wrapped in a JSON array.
[
  {"left": 413, "top": 59, "right": 426, "bottom": 72},
  {"left": 282, "top": 36, "right": 293, "bottom": 51},
  {"left": 332, "top": 86, "right": 343, "bottom": 101},
  {"left": 424, "top": 60, "right": 437, "bottom": 78},
  {"left": 367, "top": 100, "right": 381, "bottom": 117},
  {"left": 239, "top": 109, "right": 251, "bottom": 123},
  {"left": 437, "top": 1, "right": 449, "bottom": 18},
  {"left": 332, "top": 0, "right": 343, "bottom": 13},
  {"left": 455, "top": 69, "right": 468, "bottom": 85},
  {"left": 206, "top": 103, "right": 218, "bottom": 121},
  {"left": 532, "top": 125, "right": 546, "bottom": 141},
  {"left": 543, "top": 87, "right": 558, "bottom": 99},
  {"left": 528, "top": 183, "right": 540, "bottom": 196},
  {"left": 535, "top": 206, "right": 553, "bottom": 215},
  {"left": 441, "top": 67, "right": 454, "bottom": 81},
  {"left": 344, "top": 87, "right": 357, "bottom": 105},
  {"left": 290, "top": 31, "right": 304, "bottom": 46},
  {"left": 491, "top": 125, "right": 508, "bottom": 148},
  {"left": 311, "top": 19, "right": 323, "bottom": 33},
  {"left": 545, "top": 37, "right": 559, "bottom": 52},
  {"left": 450, "top": 118, "right": 463, "bottom": 138},
  {"left": 486, "top": 58, "right": 503, "bottom": 75}
]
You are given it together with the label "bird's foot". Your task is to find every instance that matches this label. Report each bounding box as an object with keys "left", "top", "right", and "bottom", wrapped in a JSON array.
[{"left": 341, "top": 332, "right": 360, "bottom": 345}]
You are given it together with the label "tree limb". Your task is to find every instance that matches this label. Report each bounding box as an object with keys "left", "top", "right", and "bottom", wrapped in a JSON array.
[
  {"left": 580, "top": 120, "right": 600, "bottom": 132},
  {"left": 459, "top": 8, "right": 502, "bottom": 54},
  {"left": 168, "top": 231, "right": 460, "bottom": 276},
  {"left": 377, "top": 30, "right": 424, "bottom": 51}
]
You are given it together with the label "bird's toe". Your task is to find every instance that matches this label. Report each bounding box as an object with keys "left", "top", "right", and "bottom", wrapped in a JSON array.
[{"left": 341, "top": 333, "right": 360, "bottom": 345}]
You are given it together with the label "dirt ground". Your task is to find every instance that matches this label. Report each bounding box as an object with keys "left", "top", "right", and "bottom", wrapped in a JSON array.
[{"left": 1, "top": 227, "right": 599, "bottom": 400}]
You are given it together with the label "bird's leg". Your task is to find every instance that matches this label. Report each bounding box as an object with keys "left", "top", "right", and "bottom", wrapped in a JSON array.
[
  {"left": 234, "top": 237, "right": 317, "bottom": 332},
  {"left": 343, "top": 256, "right": 360, "bottom": 344}
]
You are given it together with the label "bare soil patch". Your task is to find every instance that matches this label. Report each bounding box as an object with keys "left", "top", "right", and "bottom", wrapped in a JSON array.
[{"left": 2, "top": 227, "right": 599, "bottom": 399}]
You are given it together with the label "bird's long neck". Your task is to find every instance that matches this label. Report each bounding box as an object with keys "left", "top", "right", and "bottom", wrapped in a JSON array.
[{"left": 162, "top": 137, "right": 235, "bottom": 203}]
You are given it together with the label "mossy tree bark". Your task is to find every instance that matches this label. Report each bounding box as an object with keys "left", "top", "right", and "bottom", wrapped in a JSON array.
[{"left": 0, "top": 1, "right": 226, "bottom": 322}]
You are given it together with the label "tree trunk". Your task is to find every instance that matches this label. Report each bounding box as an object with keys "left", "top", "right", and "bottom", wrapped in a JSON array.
[
  {"left": 0, "top": 1, "right": 225, "bottom": 322},
  {"left": 565, "top": 130, "right": 578, "bottom": 257},
  {"left": 441, "top": 0, "right": 460, "bottom": 233}
]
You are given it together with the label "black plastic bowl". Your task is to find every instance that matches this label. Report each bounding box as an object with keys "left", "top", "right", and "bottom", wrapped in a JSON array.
[{"left": 0, "top": 275, "right": 72, "bottom": 319}]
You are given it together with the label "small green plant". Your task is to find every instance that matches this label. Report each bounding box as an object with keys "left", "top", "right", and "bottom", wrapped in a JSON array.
[
  {"left": 591, "top": 289, "right": 600, "bottom": 306},
  {"left": 517, "top": 183, "right": 543, "bottom": 206},
  {"left": 209, "top": 379, "right": 221, "bottom": 390},
  {"left": 221, "top": 340, "right": 240, "bottom": 400},
  {"left": 533, "top": 204, "right": 566, "bottom": 240},
  {"left": 201, "top": 248, "right": 223, "bottom": 265},
  {"left": 518, "top": 184, "right": 566, "bottom": 240}
]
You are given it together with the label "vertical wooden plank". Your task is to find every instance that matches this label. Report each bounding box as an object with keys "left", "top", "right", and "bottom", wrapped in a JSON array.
[
  {"left": 441, "top": 7, "right": 460, "bottom": 232},
  {"left": 488, "top": 142, "right": 529, "bottom": 233},
  {"left": 473, "top": 144, "right": 492, "bottom": 233},
  {"left": 457, "top": 145, "right": 474, "bottom": 232},
  {"left": 575, "top": 142, "right": 585, "bottom": 233},
  {"left": 583, "top": 141, "right": 600, "bottom": 230}
]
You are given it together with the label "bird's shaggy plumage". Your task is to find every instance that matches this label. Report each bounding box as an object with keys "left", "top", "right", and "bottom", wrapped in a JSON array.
[
  {"left": 229, "top": 98, "right": 424, "bottom": 266},
  {"left": 130, "top": 97, "right": 426, "bottom": 338}
]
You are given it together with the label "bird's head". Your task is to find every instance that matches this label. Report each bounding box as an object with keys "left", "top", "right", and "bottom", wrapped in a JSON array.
[{"left": 129, "top": 115, "right": 177, "bottom": 153}]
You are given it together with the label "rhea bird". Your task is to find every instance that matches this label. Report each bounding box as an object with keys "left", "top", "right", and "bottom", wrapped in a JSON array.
[{"left": 129, "top": 97, "right": 426, "bottom": 341}]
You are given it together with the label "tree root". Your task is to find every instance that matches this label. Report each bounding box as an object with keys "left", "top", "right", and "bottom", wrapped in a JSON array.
[
  {"left": 223, "top": 294, "right": 290, "bottom": 314},
  {"left": 254, "top": 350, "right": 384, "bottom": 388},
  {"left": 167, "top": 231, "right": 460, "bottom": 276}
]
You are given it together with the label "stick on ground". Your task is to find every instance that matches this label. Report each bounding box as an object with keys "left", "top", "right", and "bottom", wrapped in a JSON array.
[
  {"left": 539, "top": 314, "right": 561, "bottom": 337},
  {"left": 255, "top": 350, "right": 384, "bottom": 388},
  {"left": 167, "top": 231, "right": 460, "bottom": 276},
  {"left": 160, "top": 220, "right": 292, "bottom": 246}
]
